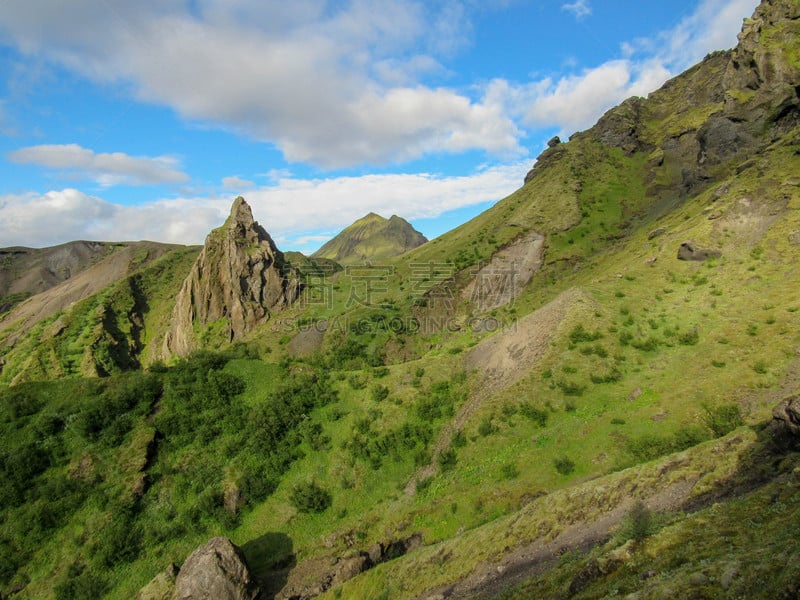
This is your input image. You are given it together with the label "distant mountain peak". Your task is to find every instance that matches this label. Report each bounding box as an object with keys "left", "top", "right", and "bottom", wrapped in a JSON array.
[{"left": 312, "top": 212, "right": 427, "bottom": 264}]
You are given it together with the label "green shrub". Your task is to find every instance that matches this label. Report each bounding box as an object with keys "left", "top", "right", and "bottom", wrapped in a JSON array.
[
  {"left": 452, "top": 430, "right": 467, "bottom": 448},
  {"left": 631, "top": 336, "right": 660, "bottom": 352},
  {"left": 626, "top": 426, "right": 709, "bottom": 463},
  {"left": 372, "top": 366, "right": 390, "bottom": 378},
  {"left": 347, "top": 374, "right": 368, "bottom": 390},
  {"left": 619, "top": 501, "right": 654, "bottom": 542},
  {"left": 92, "top": 511, "right": 142, "bottom": 567},
  {"left": 557, "top": 380, "right": 585, "bottom": 396},
  {"left": 477, "top": 416, "right": 497, "bottom": 437},
  {"left": 501, "top": 462, "right": 519, "bottom": 479},
  {"left": 519, "top": 402, "right": 549, "bottom": 427},
  {"left": 672, "top": 425, "right": 710, "bottom": 450},
  {"left": 438, "top": 448, "right": 457, "bottom": 472},
  {"left": 590, "top": 369, "right": 622, "bottom": 384},
  {"left": 569, "top": 324, "right": 603, "bottom": 344},
  {"left": 678, "top": 330, "right": 699, "bottom": 345},
  {"left": 554, "top": 456, "right": 575, "bottom": 475},
  {"left": 416, "top": 476, "right": 433, "bottom": 493},
  {"left": 290, "top": 481, "right": 332, "bottom": 514},
  {"left": 702, "top": 403, "right": 744, "bottom": 437},
  {"left": 55, "top": 562, "right": 107, "bottom": 600},
  {"left": 752, "top": 361, "right": 768, "bottom": 375},
  {"left": 371, "top": 384, "right": 390, "bottom": 402}
]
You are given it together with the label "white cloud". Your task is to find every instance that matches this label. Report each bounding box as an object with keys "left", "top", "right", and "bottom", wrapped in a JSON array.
[
  {"left": 7, "top": 144, "right": 189, "bottom": 186},
  {"left": 562, "top": 1, "right": 591, "bottom": 20},
  {"left": 0, "top": 1, "right": 520, "bottom": 168},
  {"left": 658, "top": 0, "right": 759, "bottom": 70},
  {"left": 222, "top": 176, "right": 255, "bottom": 190},
  {"left": 0, "top": 162, "right": 527, "bottom": 248},
  {"left": 494, "top": 0, "right": 757, "bottom": 137}
]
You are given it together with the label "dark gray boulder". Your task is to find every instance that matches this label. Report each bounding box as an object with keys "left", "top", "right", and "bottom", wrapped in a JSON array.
[
  {"left": 770, "top": 395, "right": 800, "bottom": 449},
  {"left": 677, "top": 240, "right": 722, "bottom": 261}
]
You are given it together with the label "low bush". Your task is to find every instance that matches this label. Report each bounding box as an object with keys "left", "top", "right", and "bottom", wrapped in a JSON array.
[
  {"left": 290, "top": 481, "right": 332, "bottom": 514},
  {"left": 519, "top": 402, "right": 549, "bottom": 427},
  {"left": 554, "top": 456, "right": 575, "bottom": 475},
  {"left": 702, "top": 403, "right": 744, "bottom": 437}
]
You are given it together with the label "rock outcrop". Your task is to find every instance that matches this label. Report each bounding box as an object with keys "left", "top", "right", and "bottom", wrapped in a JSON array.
[
  {"left": 723, "top": 0, "right": 800, "bottom": 139},
  {"left": 677, "top": 240, "right": 722, "bottom": 261},
  {"left": 171, "top": 537, "right": 262, "bottom": 600},
  {"left": 770, "top": 394, "right": 800, "bottom": 449},
  {"left": 162, "top": 197, "right": 300, "bottom": 358}
]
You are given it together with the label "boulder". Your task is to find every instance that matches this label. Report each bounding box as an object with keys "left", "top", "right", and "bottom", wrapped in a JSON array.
[
  {"left": 770, "top": 394, "right": 800, "bottom": 449},
  {"left": 677, "top": 240, "right": 722, "bottom": 261},
  {"left": 172, "top": 537, "right": 262, "bottom": 600},
  {"left": 547, "top": 135, "right": 561, "bottom": 147}
]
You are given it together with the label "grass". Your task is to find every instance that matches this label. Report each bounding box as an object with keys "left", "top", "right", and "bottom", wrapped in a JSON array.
[{"left": 2, "top": 17, "right": 800, "bottom": 598}]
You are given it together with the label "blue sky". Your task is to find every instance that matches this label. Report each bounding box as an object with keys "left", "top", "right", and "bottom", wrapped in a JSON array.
[{"left": 0, "top": 0, "right": 759, "bottom": 252}]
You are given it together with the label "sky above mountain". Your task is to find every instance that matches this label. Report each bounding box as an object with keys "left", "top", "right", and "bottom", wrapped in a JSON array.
[{"left": 0, "top": 0, "right": 758, "bottom": 252}]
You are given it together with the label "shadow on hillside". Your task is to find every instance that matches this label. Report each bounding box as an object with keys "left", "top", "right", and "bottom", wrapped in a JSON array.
[
  {"left": 683, "top": 419, "right": 799, "bottom": 513},
  {"left": 241, "top": 532, "right": 295, "bottom": 599}
]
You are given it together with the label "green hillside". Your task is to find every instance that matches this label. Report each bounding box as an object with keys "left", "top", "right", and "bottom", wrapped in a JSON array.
[
  {"left": 311, "top": 212, "right": 427, "bottom": 265},
  {"left": 0, "top": 1, "right": 799, "bottom": 598}
]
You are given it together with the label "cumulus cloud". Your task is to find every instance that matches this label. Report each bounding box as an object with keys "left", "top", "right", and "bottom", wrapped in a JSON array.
[
  {"left": 657, "top": 0, "right": 759, "bottom": 70},
  {"left": 7, "top": 144, "right": 189, "bottom": 186},
  {"left": 0, "top": 162, "right": 527, "bottom": 248},
  {"left": 0, "top": 1, "right": 521, "bottom": 168},
  {"left": 222, "top": 176, "right": 255, "bottom": 190},
  {"left": 496, "top": 0, "right": 757, "bottom": 137},
  {"left": 562, "top": 1, "right": 591, "bottom": 20}
]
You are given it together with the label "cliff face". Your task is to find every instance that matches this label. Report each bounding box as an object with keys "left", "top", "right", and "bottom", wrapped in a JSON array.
[
  {"left": 722, "top": 0, "right": 800, "bottom": 135},
  {"left": 162, "top": 197, "right": 300, "bottom": 358},
  {"left": 526, "top": 0, "right": 799, "bottom": 205}
]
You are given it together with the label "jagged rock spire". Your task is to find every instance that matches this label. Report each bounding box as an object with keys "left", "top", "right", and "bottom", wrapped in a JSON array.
[{"left": 162, "top": 197, "right": 300, "bottom": 358}]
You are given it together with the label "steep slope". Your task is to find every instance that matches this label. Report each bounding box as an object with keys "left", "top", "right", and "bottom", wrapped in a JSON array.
[
  {"left": 393, "top": 2, "right": 797, "bottom": 328},
  {"left": 0, "top": 245, "right": 199, "bottom": 383},
  {"left": 0, "top": 241, "right": 164, "bottom": 315},
  {"left": 162, "top": 197, "right": 301, "bottom": 358},
  {"left": 0, "top": 242, "right": 183, "bottom": 340},
  {"left": 311, "top": 212, "right": 427, "bottom": 264}
]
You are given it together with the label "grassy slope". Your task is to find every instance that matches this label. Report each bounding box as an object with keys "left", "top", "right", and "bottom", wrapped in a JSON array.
[
  {"left": 0, "top": 247, "right": 199, "bottom": 384},
  {"left": 1, "top": 5, "right": 799, "bottom": 599}
]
